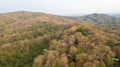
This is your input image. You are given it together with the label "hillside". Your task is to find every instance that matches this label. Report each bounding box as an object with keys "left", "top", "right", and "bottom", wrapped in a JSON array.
[
  {"left": 66, "top": 13, "right": 120, "bottom": 24},
  {"left": 65, "top": 13, "right": 120, "bottom": 31},
  {"left": 82, "top": 13, "right": 120, "bottom": 24},
  {"left": 0, "top": 11, "right": 120, "bottom": 67},
  {"left": 83, "top": 14, "right": 120, "bottom": 31}
]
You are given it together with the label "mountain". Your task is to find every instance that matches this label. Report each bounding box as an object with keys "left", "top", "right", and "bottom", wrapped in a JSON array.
[
  {"left": 0, "top": 11, "right": 45, "bottom": 24},
  {"left": 65, "top": 13, "right": 120, "bottom": 24},
  {"left": 82, "top": 13, "right": 120, "bottom": 24},
  {"left": 65, "top": 13, "right": 120, "bottom": 31},
  {"left": 0, "top": 11, "right": 120, "bottom": 67}
]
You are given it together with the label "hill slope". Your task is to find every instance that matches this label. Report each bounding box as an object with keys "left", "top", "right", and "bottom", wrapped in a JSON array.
[
  {"left": 65, "top": 13, "right": 120, "bottom": 24},
  {"left": 0, "top": 11, "right": 120, "bottom": 67},
  {"left": 82, "top": 13, "right": 120, "bottom": 24},
  {"left": 65, "top": 13, "right": 120, "bottom": 31}
]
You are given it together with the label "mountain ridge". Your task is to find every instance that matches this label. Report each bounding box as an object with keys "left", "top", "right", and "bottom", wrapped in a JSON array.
[{"left": 65, "top": 13, "right": 120, "bottom": 24}]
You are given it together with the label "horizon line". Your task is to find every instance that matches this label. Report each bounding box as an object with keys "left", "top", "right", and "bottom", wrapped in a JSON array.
[{"left": 0, "top": 10, "right": 120, "bottom": 16}]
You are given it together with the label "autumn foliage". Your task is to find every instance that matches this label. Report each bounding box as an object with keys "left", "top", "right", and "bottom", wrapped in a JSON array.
[{"left": 0, "top": 11, "right": 120, "bottom": 67}]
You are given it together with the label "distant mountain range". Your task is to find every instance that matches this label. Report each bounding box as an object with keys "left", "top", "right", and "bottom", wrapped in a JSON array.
[
  {"left": 0, "top": 11, "right": 74, "bottom": 25},
  {"left": 65, "top": 13, "right": 120, "bottom": 25},
  {"left": 1, "top": 11, "right": 120, "bottom": 25}
]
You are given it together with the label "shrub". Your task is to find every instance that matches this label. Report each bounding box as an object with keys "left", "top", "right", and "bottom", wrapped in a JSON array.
[
  {"left": 76, "top": 27, "right": 90, "bottom": 36},
  {"left": 77, "top": 49, "right": 83, "bottom": 54},
  {"left": 69, "top": 61, "right": 75, "bottom": 67}
]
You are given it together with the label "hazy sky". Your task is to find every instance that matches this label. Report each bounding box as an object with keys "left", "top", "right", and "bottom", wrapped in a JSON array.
[{"left": 0, "top": 0, "right": 120, "bottom": 15}]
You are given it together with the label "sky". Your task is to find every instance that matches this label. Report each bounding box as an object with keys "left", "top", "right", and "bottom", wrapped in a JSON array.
[{"left": 0, "top": 0, "right": 120, "bottom": 16}]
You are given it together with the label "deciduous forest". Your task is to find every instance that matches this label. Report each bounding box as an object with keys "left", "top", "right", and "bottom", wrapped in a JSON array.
[{"left": 0, "top": 11, "right": 120, "bottom": 67}]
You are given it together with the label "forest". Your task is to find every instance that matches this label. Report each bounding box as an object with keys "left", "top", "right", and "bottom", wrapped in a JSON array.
[{"left": 0, "top": 11, "right": 120, "bottom": 67}]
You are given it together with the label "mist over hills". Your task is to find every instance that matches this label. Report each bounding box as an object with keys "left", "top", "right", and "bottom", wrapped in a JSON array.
[{"left": 0, "top": 11, "right": 120, "bottom": 67}]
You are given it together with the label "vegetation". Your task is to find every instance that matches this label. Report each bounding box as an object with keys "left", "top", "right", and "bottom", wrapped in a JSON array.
[
  {"left": 0, "top": 11, "right": 120, "bottom": 67},
  {"left": 76, "top": 27, "right": 91, "bottom": 36}
]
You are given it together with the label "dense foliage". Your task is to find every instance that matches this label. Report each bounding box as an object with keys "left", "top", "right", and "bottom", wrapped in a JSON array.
[{"left": 0, "top": 11, "right": 120, "bottom": 67}]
